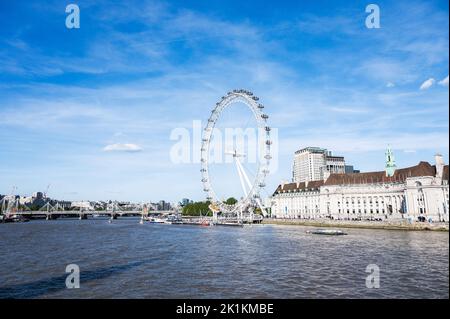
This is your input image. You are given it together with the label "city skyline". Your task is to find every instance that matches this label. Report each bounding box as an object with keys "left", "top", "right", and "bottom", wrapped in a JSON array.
[{"left": 0, "top": 0, "right": 448, "bottom": 202}]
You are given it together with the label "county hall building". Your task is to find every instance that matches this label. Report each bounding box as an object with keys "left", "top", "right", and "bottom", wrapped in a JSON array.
[{"left": 271, "top": 147, "right": 449, "bottom": 222}]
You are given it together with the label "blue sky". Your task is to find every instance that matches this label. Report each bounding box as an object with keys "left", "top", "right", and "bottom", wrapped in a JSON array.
[{"left": 0, "top": 0, "right": 448, "bottom": 203}]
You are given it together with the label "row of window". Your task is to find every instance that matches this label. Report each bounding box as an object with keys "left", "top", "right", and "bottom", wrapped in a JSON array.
[
  {"left": 337, "top": 196, "right": 402, "bottom": 207},
  {"left": 338, "top": 208, "right": 387, "bottom": 215}
]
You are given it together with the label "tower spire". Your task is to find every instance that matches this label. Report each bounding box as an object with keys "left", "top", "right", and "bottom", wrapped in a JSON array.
[{"left": 385, "top": 145, "right": 396, "bottom": 177}]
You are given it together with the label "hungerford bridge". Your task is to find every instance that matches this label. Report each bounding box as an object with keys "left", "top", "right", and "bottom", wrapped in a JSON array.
[{"left": 0, "top": 198, "right": 175, "bottom": 221}]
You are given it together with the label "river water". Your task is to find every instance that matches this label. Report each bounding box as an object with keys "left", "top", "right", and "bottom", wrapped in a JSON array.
[{"left": 0, "top": 218, "right": 448, "bottom": 298}]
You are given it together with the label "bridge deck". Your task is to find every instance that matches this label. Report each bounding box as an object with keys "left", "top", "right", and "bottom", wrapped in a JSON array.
[{"left": 9, "top": 210, "right": 176, "bottom": 215}]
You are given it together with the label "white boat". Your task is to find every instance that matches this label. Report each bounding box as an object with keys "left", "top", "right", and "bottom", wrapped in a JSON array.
[
  {"left": 306, "top": 229, "right": 347, "bottom": 236},
  {"left": 148, "top": 217, "right": 165, "bottom": 224},
  {"left": 164, "top": 215, "right": 184, "bottom": 224}
]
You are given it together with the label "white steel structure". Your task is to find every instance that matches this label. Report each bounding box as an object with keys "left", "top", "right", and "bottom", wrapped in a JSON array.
[{"left": 201, "top": 89, "right": 271, "bottom": 220}]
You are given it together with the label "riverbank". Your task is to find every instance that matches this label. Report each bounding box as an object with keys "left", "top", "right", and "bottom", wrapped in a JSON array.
[{"left": 263, "top": 218, "right": 449, "bottom": 231}]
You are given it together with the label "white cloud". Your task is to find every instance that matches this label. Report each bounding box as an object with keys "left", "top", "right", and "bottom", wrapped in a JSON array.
[
  {"left": 386, "top": 82, "right": 395, "bottom": 88},
  {"left": 103, "top": 143, "right": 143, "bottom": 152},
  {"left": 420, "top": 78, "right": 435, "bottom": 90},
  {"left": 357, "top": 59, "right": 416, "bottom": 83},
  {"left": 328, "top": 107, "right": 369, "bottom": 114},
  {"left": 438, "top": 75, "right": 449, "bottom": 87}
]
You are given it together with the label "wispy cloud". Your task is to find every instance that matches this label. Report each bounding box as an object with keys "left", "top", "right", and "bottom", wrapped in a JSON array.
[
  {"left": 328, "top": 107, "right": 369, "bottom": 114},
  {"left": 420, "top": 78, "right": 435, "bottom": 90},
  {"left": 386, "top": 82, "right": 395, "bottom": 88},
  {"left": 439, "top": 75, "right": 449, "bottom": 87},
  {"left": 103, "top": 143, "right": 143, "bottom": 152}
]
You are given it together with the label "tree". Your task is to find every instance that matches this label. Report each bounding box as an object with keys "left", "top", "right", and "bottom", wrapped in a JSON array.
[
  {"left": 182, "top": 201, "right": 212, "bottom": 216},
  {"left": 224, "top": 197, "right": 237, "bottom": 205},
  {"left": 254, "top": 207, "right": 263, "bottom": 215}
]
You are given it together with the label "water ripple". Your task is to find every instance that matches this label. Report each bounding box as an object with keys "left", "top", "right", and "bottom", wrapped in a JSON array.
[{"left": 0, "top": 219, "right": 448, "bottom": 298}]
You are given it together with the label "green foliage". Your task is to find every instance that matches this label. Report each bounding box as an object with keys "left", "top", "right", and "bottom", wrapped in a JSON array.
[
  {"left": 181, "top": 198, "right": 239, "bottom": 216},
  {"left": 182, "top": 201, "right": 212, "bottom": 216},
  {"left": 28, "top": 204, "right": 42, "bottom": 211},
  {"left": 224, "top": 197, "right": 237, "bottom": 205}
]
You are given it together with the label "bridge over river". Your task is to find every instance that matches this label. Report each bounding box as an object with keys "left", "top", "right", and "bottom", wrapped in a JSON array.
[{"left": 4, "top": 210, "right": 176, "bottom": 220}]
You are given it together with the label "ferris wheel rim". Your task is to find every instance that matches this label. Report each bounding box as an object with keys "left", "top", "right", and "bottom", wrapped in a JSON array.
[{"left": 200, "top": 89, "right": 271, "bottom": 214}]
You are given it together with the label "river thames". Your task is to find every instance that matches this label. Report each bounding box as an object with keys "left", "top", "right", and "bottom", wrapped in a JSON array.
[{"left": 0, "top": 218, "right": 448, "bottom": 299}]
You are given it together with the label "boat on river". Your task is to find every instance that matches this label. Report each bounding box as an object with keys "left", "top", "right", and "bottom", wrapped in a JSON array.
[
  {"left": 148, "top": 217, "right": 166, "bottom": 224},
  {"left": 164, "top": 214, "right": 184, "bottom": 224},
  {"left": 306, "top": 229, "right": 347, "bottom": 236},
  {"left": 214, "top": 221, "right": 244, "bottom": 227},
  {"left": 0, "top": 214, "right": 30, "bottom": 223}
]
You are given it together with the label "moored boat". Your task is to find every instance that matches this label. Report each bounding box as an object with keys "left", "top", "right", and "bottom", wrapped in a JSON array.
[
  {"left": 1, "top": 214, "right": 30, "bottom": 223},
  {"left": 148, "top": 217, "right": 165, "bottom": 224},
  {"left": 200, "top": 219, "right": 210, "bottom": 226},
  {"left": 164, "top": 214, "right": 184, "bottom": 224}
]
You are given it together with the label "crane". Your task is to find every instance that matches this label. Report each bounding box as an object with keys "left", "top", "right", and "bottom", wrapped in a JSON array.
[{"left": 44, "top": 184, "right": 51, "bottom": 199}]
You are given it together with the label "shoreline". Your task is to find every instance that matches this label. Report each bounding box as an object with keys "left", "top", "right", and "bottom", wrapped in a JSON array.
[{"left": 262, "top": 218, "right": 449, "bottom": 232}]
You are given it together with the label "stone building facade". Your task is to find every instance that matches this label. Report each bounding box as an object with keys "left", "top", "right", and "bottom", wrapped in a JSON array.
[{"left": 272, "top": 154, "right": 449, "bottom": 222}]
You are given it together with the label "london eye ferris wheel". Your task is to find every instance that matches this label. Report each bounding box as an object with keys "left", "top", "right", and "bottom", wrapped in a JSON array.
[{"left": 200, "top": 89, "right": 271, "bottom": 218}]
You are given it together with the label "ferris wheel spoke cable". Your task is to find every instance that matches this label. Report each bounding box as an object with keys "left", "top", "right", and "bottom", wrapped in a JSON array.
[
  {"left": 236, "top": 157, "right": 267, "bottom": 214},
  {"left": 236, "top": 159, "right": 253, "bottom": 191},
  {"left": 235, "top": 158, "right": 249, "bottom": 198}
]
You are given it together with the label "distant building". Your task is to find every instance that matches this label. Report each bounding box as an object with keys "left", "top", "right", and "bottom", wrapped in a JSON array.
[
  {"left": 272, "top": 151, "right": 449, "bottom": 222},
  {"left": 52, "top": 200, "right": 72, "bottom": 210},
  {"left": 292, "top": 147, "right": 346, "bottom": 183},
  {"left": 157, "top": 200, "right": 172, "bottom": 211},
  {"left": 92, "top": 201, "right": 107, "bottom": 210},
  {"left": 33, "top": 192, "right": 44, "bottom": 199},
  {"left": 180, "top": 198, "right": 192, "bottom": 206},
  {"left": 71, "top": 201, "right": 95, "bottom": 210},
  {"left": 19, "top": 191, "right": 48, "bottom": 208},
  {"left": 345, "top": 165, "right": 360, "bottom": 174}
]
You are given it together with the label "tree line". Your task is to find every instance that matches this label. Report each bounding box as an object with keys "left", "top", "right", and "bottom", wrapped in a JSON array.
[{"left": 181, "top": 197, "right": 237, "bottom": 216}]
